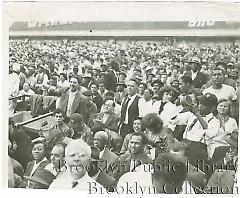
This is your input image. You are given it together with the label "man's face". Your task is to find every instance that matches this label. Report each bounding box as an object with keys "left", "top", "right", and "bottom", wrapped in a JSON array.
[
  {"left": 50, "top": 145, "right": 65, "bottom": 168},
  {"left": 138, "top": 84, "right": 145, "bottom": 95},
  {"left": 128, "top": 135, "right": 143, "bottom": 154},
  {"left": 191, "top": 63, "right": 199, "bottom": 72},
  {"left": 143, "top": 89, "right": 152, "bottom": 101},
  {"left": 70, "top": 77, "right": 78, "bottom": 92},
  {"left": 198, "top": 103, "right": 211, "bottom": 116},
  {"left": 103, "top": 100, "right": 114, "bottom": 113},
  {"left": 152, "top": 83, "right": 160, "bottom": 93},
  {"left": 99, "top": 83, "right": 105, "bottom": 92},
  {"left": 161, "top": 75, "right": 167, "bottom": 84},
  {"left": 23, "top": 83, "right": 30, "bottom": 92},
  {"left": 93, "top": 134, "right": 107, "bottom": 151},
  {"left": 127, "top": 80, "right": 138, "bottom": 96},
  {"left": 65, "top": 146, "right": 91, "bottom": 173},
  {"left": 90, "top": 84, "right": 98, "bottom": 95},
  {"left": 69, "top": 120, "right": 84, "bottom": 132},
  {"left": 179, "top": 79, "right": 189, "bottom": 93},
  {"left": 212, "top": 69, "right": 224, "bottom": 86},
  {"left": 54, "top": 113, "right": 64, "bottom": 125}
]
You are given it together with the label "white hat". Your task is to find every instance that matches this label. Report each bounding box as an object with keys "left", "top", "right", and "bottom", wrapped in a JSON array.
[
  {"left": 146, "top": 66, "right": 153, "bottom": 71},
  {"left": 12, "top": 63, "right": 21, "bottom": 72}
]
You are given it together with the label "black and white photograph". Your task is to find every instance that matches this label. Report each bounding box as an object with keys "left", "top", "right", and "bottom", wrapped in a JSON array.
[{"left": 2, "top": 0, "right": 240, "bottom": 195}]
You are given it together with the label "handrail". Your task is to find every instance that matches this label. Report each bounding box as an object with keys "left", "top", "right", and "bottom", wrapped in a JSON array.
[
  {"left": 9, "top": 94, "right": 31, "bottom": 100},
  {"left": 15, "top": 112, "right": 54, "bottom": 127}
]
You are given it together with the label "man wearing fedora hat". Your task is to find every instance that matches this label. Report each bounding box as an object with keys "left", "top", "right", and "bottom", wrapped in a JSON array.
[
  {"left": 184, "top": 57, "right": 209, "bottom": 89},
  {"left": 25, "top": 168, "right": 56, "bottom": 189}
]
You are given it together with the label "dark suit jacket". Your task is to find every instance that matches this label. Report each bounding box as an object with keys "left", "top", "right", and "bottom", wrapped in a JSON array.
[
  {"left": 192, "top": 71, "right": 209, "bottom": 88},
  {"left": 58, "top": 90, "right": 89, "bottom": 124},
  {"left": 99, "top": 148, "right": 118, "bottom": 177},
  {"left": 185, "top": 71, "right": 209, "bottom": 89},
  {"left": 92, "top": 93, "right": 104, "bottom": 112},
  {"left": 95, "top": 171, "right": 116, "bottom": 192},
  {"left": 20, "top": 159, "right": 49, "bottom": 188},
  {"left": 92, "top": 112, "right": 119, "bottom": 133},
  {"left": 105, "top": 70, "right": 117, "bottom": 92}
]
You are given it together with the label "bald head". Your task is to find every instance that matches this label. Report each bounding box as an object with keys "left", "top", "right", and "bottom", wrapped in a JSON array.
[{"left": 93, "top": 131, "right": 109, "bottom": 151}]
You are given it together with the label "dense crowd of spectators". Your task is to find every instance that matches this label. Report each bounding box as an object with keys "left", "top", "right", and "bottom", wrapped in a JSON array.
[{"left": 8, "top": 39, "right": 239, "bottom": 194}]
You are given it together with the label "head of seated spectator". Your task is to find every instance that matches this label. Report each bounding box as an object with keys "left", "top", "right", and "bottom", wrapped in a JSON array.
[
  {"left": 196, "top": 93, "right": 218, "bottom": 116},
  {"left": 142, "top": 113, "right": 163, "bottom": 134},
  {"left": 102, "top": 97, "right": 115, "bottom": 114},
  {"left": 54, "top": 108, "right": 66, "bottom": 126},
  {"left": 25, "top": 168, "right": 56, "bottom": 189},
  {"left": 64, "top": 139, "right": 92, "bottom": 178},
  {"left": 179, "top": 75, "right": 193, "bottom": 95},
  {"left": 93, "top": 131, "right": 110, "bottom": 152},
  {"left": 169, "top": 141, "right": 189, "bottom": 157},
  {"left": 49, "top": 142, "right": 67, "bottom": 172},
  {"left": 132, "top": 117, "right": 144, "bottom": 133},
  {"left": 31, "top": 140, "right": 47, "bottom": 163},
  {"left": 68, "top": 113, "right": 85, "bottom": 134},
  {"left": 158, "top": 87, "right": 178, "bottom": 103},
  {"left": 59, "top": 73, "right": 68, "bottom": 83},
  {"left": 143, "top": 88, "right": 153, "bottom": 102},
  {"left": 152, "top": 153, "right": 187, "bottom": 193},
  {"left": 128, "top": 132, "right": 147, "bottom": 156}
]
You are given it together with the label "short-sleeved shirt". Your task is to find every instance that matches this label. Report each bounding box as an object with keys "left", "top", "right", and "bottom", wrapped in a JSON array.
[{"left": 203, "top": 84, "right": 237, "bottom": 101}]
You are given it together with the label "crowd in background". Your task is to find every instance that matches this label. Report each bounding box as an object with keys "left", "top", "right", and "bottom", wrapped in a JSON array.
[{"left": 8, "top": 39, "right": 239, "bottom": 194}]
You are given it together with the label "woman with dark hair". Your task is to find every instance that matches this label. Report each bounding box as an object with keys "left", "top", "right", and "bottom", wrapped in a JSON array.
[
  {"left": 20, "top": 140, "right": 49, "bottom": 188},
  {"left": 142, "top": 113, "right": 175, "bottom": 159},
  {"left": 206, "top": 99, "right": 238, "bottom": 159}
]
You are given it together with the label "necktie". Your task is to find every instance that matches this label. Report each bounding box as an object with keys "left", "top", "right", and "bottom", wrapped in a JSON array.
[
  {"left": 159, "top": 101, "right": 167, "bottom": 115},
  {"left": 120, "top": 97, "right": 131, "bottom": 123},
  {"left": 72, "top": 181, "right": 78, "bottom": 188}
]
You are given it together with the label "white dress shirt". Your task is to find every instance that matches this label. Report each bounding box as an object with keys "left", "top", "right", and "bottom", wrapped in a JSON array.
[{"left": 66, "top": 91, "right": 77, "bottom": 117}]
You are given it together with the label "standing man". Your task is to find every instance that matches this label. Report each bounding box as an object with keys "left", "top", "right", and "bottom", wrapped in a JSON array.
[
  {"left": 57, "top": 75, "right": 89, "bottom": 124},
  {"left": 104, "top": 60, "right": 119, "bottom": 92},
  {"left": 186, "top": 58, "right": 209, "bottom": 89},
  {"left": 9, "top": 63, "right": 20, "bottom": 115},
  {"left": 119, "top": 78, "right": 141, "bottom": 138}
]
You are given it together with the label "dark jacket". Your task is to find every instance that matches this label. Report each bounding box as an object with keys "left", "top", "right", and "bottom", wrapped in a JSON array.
[
  {"left": 105, "top": 70, "right": 118, "bottom": 92},
  {"left": 91, "top": 112, "right": 119, "bottom": 133},
  {"left": 58, "top": 90, "right": 89, "bottom": 124}
]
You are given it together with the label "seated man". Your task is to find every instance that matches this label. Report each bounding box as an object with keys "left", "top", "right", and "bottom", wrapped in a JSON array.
[
  {"left": 114, "top": 132, "right": 153, "bottom": 181},
  {"left": 25, "top": 168, "right": 56, "bottom": 189},
  {"left": 91, "top": 97, "right": 119, "bottom": 133},
  {"left": 45, "top": 143, "right": 67, "bottom": 177},
  {"left": 88, "top": 146, "right": 116, "bottom": 192},
  {"left": 93, "top": 131, "right": 118, "bottom": 177},
  {"left": 49, "top": 139, "right": 104, "bottom": 191},
  {"left": 66, "top": 113, "right": 93, "bottom": 145},
  {"left": 52, "top": 108, "right": 69, "bottom": 135}
]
